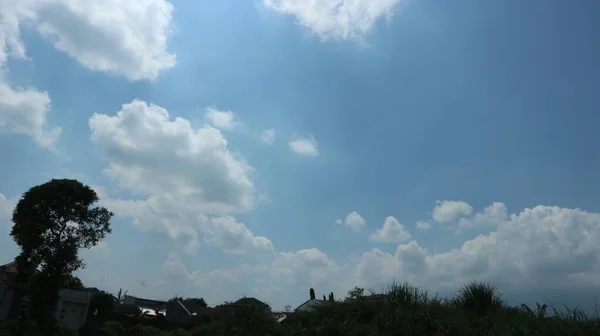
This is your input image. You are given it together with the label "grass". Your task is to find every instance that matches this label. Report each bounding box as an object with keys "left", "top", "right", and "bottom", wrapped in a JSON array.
[{"left": 4, "top": 281, "right": 600, "bottom": 335}]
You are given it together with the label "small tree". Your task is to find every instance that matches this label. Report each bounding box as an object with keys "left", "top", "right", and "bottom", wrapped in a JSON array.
[
  {"left": 346, "top": 286, "right": 365, "bottom": 301},
  {"left": 309, "top": 288, "right": 316, "bottom": 300},
  {"left": 63, "top": 274, "right": 85, "bottom": 290},
  {"left": 186, "top": 297, "right": 208, "bottom": 307},
  {"left": 116, "top": 288, "right": 128, "bottom": 304},
  {"left": 328, "top": 292, "right": 335, "bottom": 302},
  {"left": 88, "top": 291, "right": 115, "bottom": 318},
  {"left": 169, "top": 296, "right": 208, "bottom": 307},
  {"left": 10, "top": 179, "right": 113, "bottom": 332},
  {"left": 323, "top": 294, "right": 326, "bottom": 301}
]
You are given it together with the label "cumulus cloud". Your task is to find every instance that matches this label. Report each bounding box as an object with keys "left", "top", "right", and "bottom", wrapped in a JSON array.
[
  {"left": 198, "top": 215, "right": 274, "bottom": 254},
  {"left": 457, "top": 202, "right": 508, "bottom": 229},
  {"left": 260, "top": 128, "right": 276, "bottom": 145},
  {"left": 1, "top": 0, "right": 176, "bottom": 81},
  {"left": 0, "top": 0, "right": 58, "bottom": 147},
  {"left": 0, "top": 83, "right": 61, "bottom": 148},
  {"left": 416, "top": 220, "right": 431, "bottom": 230},
  {"left": 369, "top": 216, "right": 411, "bottom": 243},
  {"left": 263, "top": 0, "right": 408, "bottom": 41},
  {"left": 0, "top": 0, "right": 35, "bottom": 67},
  {"left": 289, "top": 134, "right": 319, "bottom": 157},
  {"left": 204, "top": 107, "right": 241, "bottom": 130},
  {"left": 33, "top": 0, "right": 176, "bottom": 81},
  {"left": 154, "top": 202, "right": 600, "bottom": 311},
  {"left": 0, "top": 0, "right": 176, "bottom": 146},
  {"left": 89, "top": 99, "right": 258, "bottom": 254},
  {"left": 343, "top": 211, "right": 365, "bottom": 232},
  {"left": 432, "top": 200, "right": 473, "bottom": 223}
]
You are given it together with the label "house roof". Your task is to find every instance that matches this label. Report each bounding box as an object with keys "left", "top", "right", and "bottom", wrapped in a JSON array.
[
  {"left": 113, "top": 304, "right": 142, "bottom": 315},
  {"left": 0, "top": 260, "right": 39, "bottom": 286},
  {"left": 294, "top": 298, "right": 329, "bottom": 311},
  {"left": 125, "top": 295, "right": 167, "bottom": 309},
  {"left": 178, "top": 300, "right": 218, "bottom": 317}
]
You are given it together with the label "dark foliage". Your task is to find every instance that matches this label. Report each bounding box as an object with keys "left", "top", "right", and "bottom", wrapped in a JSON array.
[
  {"left": 9, "top": 178, "right": 113, "bottom": 333},
  {"left": 169, "top": 296, "right": 208, "bottom": 308},
  {"left": 89, "top": 291, "right": 116, "bottom": 318}
]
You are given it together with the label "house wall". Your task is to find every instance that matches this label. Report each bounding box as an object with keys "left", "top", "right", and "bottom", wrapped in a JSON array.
[
  {"left": 0, "top": 287, "right": 15, "bottom": 320},
  {"left": 166, "top": 300, "right": 190, "bottom": 323},
  {"left": 6, "top": 290, "right": 28, "bottom": 319},
  {"left": 55, "top": 289, "right": 91, "bottom": 330},
  {"left": 122, "top": 295, "right": 137, "bottom": 305}
]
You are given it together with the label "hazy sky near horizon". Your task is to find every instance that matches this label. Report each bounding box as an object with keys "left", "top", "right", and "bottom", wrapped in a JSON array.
[{"left": 1, "top": 0, "right": 600, "bottom": 310}]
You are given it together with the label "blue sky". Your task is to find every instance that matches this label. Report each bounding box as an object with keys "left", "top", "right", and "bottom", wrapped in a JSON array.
[{"left": 1, "top": 0, "right": 600, "bottom": 310}]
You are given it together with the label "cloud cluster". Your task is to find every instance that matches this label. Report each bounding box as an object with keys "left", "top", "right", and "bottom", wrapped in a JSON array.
[
  {"left": 341, "top": 211, "right": 365, "bottom": 232},
  {"left": 156, "top": 201, "right": 600, "bottom": 311},
  {"left": 198, "top": 215, "right": 274, "bottom": 254},
  {"left": 369, "top": 216, "right": 411, "bottom": 243},
  {"left": 89, "top": 99, "right": 270, "bottom": 255},
  {"left": 263, "top": 0, "right": 407, "bottom": 41},
  {"left": 205, "top": 107, "right": 241, "bottom": 130},
  {"left": 28, "top": 0, "right": 176, "bottom": 81},
  {"left": 0, "top": 83, "right": 60, "bottom": 148},
  {"left": 432, "top": 200, "right": 473, "bottom": 223},
  {"left": 0, "top": 0, "right": 176, "bottom": 147}
]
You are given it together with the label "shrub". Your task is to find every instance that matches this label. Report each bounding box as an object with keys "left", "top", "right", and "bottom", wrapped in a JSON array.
[{"left": 454, "top": 281, "right": 504, "bottom": 315}]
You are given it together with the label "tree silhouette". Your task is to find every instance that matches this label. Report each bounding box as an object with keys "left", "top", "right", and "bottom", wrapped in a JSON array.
[{"left": 10, "top": 179, "right": 113, "bottom": 333}]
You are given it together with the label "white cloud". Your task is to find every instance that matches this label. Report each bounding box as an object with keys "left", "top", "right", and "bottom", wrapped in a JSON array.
[
  {"left": 0, "top": 0, "right": 59, "bottom": 148},
  {"left": 344, "top": 211, "right": 365, "bottom": 232},
  {"left": 260, "top": 128, "right": 276, "bottom": 145},
  {"left": 0, "top": 193, "right": 16, "bottom": 221},
  {"left": 369, "top": 216, "right": 411, "bottom": 243},
  {"left": 89, "top": 99, "right": 258, "bottom": 254},
  {"left": 89, "top": 241, "right": 110, "bottom": 255},
  {"left": 198, "top": 215, "right": 274, "bottom": 254},
  {"left": 1, "top": 0, "right": 176, "bottom": 81},
  {"left": 0, "top": 0, "right": 176, "bottom": 147},
  {"left": 289, "top": 134, "right": 319, "bottom": 157},
  {"left": 0, "top": 0, "right": 35, "bottom": 67},
  {"left": 416, "top": 220, "right": 431, "bottom": 230},
  {"left": 432, "top": 200, "right": 473, "bottom": 223},
  {"left": 457, "top": 202, "right": 508, "bottom": 230},
  {"left": 0, "top": 82, "right": 61, "bottom": 148},
  {"left": 154, "top": 202, "right": 600, "bottom": 312},
  {"left": 204, "top": 107, "right": 241, "bottom": 130},
  {"left": 334, "top": 218, "right": 342, "bottom": 225},
  {"left": 263, "top": 0, "right": 407, "bottom": 41}
]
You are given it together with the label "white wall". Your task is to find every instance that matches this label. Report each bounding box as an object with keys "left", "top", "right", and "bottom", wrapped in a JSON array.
[{"left": 55, "top": 289, "right": 91, "bottom": 330}]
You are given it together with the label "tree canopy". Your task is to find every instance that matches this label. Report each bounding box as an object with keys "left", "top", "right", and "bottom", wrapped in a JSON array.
[
  {"left": 169, "top": 296, "right": 208, "bottom": 307},
  {"left": 9, "top": 178, "right": 113, "bottom": 332},
  {"left": 346, "top": 286, "right": 365, "bottom": 301},
  {"left": 11, "top": 178, "right": 113, "bottom": 278}
]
